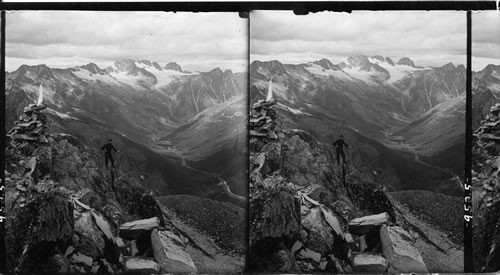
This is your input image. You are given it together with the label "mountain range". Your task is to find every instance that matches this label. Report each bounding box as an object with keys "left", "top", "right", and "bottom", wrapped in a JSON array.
[
  {"left": 250, "top": 55, "right": 466, "bottom": 196},
  {"left": 5, "top": 59, "right": 247, "bottom": 202},
  {"left": 472, "top": 64, "right": 500, "bottom": 129}
]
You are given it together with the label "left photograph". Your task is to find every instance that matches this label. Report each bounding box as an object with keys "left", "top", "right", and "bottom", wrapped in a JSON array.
[{"left": 4, "top": 11, "right": 247, "bottom": 273}]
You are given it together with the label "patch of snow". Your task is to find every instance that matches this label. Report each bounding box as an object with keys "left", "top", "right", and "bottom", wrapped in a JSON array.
[
  {"left": 108, "top": 71, "right": 143, "bottom": 88},
  {"left": 134, "top": 62, "right": 152, "bottom": 70},
  {"left": 305, "top": 64, "right": 350, "bottom": 79},
  {"left": 47, "top": 108, "right": 79, "bottom": 120},
  {"left": 135, "top": 62, "right": 196, "bottom": 87},
  {"left": 342, "top": 67, "right": 377, "bottom": 85},
  {"left": 277, "top": 102, "right": 309, "bottom": 116},
  {"left": 72, "top": 68, "right": 118, "bottom": 84},
  {"left": 150, "top": 69, "right": 195, "bottom": 87},
  {"left": 368, "top": 57, "right": 427, "bottom": 83}
]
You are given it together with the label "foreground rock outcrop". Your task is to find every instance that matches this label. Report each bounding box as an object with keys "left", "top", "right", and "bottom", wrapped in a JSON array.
[
  {"left": 473, "top": 102, "right": 500, "bottom": 272},
  {"left": 248, "top": 97, "right": 429, "bottom": 273}
]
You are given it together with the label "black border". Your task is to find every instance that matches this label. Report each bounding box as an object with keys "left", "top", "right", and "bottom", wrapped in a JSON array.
[
  {"left": 0, "top": 1, "right": 497, "bottom": 12},
  {"left": 0, "top": 9, "right": 5, "bottom": 275},
  {"left": 465, "top": 10, "right": 473, "bottom": 273},
  {"left": 1, "top": 1, "right": 499, "bottom": 274}
]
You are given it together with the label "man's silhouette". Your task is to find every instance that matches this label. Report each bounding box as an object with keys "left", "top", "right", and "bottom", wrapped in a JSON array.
[
  {"left": 101, "top": 139, "right": 118, "bottom": 169},
  {"left": 333, "top": 134, "right": 350, "bottom": 166}
]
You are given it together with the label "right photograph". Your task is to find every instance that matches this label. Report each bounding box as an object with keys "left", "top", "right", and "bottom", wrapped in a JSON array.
[
  {"left": 249, "top": 11, "right": 465, "bottom": 273},
  {"left": 472, "top": 11, "right": 500, "bottom": 273}
]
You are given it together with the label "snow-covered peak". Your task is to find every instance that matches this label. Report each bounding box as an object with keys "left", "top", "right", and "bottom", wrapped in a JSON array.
[
  {"left": 368, "top": 56, "right": 427, "bottom": 83},
  {"left": 136, "top": 60, "right": 163, "bottom": 71}
]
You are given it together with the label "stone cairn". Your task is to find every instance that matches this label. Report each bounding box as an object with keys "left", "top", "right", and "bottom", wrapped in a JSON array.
[
  {"left": 473, "top": 102, "right": 500, "bottom": 206},
  {"left": 472, "top": 103, "right": 500, "bottom": 272},
  {"left": 249, "top": 98, "right": 278, "bottom": 141},
  {"left": 475, "top": 103, "right": 500, "bottom": 146},
  {"left": 8, "top": 103, "right": 49, "bottom": 144}
]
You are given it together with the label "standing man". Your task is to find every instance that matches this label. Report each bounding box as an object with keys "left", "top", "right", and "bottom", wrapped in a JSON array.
[
  {"left": 333, "top": 134, "right": 350, "bottom": 166},
  {"left": 101, "top": 138, "right": 119, "bottom": 169}
]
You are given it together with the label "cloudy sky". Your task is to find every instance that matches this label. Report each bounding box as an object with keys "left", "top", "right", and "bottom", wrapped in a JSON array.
[
  {"left": 6, "top": 11, "right": 247, "bottom": 72},
  {"left": 472, "top": 11, "right": 500, "bottom": 71},
  {"left": 251, "top": 11, "right": 466, "bottom": 68}
]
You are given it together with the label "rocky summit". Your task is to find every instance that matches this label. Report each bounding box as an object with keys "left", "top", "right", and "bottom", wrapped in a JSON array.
[
  {"left": 247, "top": 97, "right": 452, "bottom": 273},
  {"left": 4, "top": 103, "right": 244, "bottom": 274},
  {"left": 472, "top": 102, "right": 500, "bottom": 272}
]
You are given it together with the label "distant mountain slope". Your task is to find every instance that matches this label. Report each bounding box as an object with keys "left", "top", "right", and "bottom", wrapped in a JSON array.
[
  {"left": 472, "top": 65, "right": 500, "bottom": 129},
  {"left": 250, "top": 56, "right": 465, "bottom": 155},
  {"left": 6, "top": 60, "right": 247, "bottom": 202}
]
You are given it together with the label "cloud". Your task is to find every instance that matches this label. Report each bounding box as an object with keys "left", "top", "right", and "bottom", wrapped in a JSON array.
[
  {"left": 250, "top": 11, "right": 466, "bottom": 67},
  {"left": 472, "top": 11, "right": 500, "bottom": 71},
  {"left": 6, "top": 11, "right": 247, "bottom": 72}
]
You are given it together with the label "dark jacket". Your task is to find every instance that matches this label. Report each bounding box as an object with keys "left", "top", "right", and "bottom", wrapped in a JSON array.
[
  {"left": 101, "top": 142, "right": 117, "bottom": 155},
  {"left": 333, "top": 138, "right": 349, "bottom": 151}
]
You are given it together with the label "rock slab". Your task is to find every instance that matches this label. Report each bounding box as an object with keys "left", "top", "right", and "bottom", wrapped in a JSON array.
[
  {"left": 120, "top": 217, "right": 160, "bottom": 239},
  {"left": 352, "top": 253, "right": 388, "bottom": 273},
  {"left": 380, "top": 225, "right": 428, "bottom": 273},
  {"left": 151, "top": 229, "right": 197, "bottom": 273},
  {"left": 123, "top": 257, "right": 160, "bottom": 273},
  {"left": 349, "top": 212, "right": 389, "bottom": 235}
]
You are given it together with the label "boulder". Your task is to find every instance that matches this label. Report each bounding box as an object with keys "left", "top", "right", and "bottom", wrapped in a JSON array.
[
  {"left": 349, "top": 212, "right": 389, "bottom": 235},
  {"left": 151, "top": 229, "right": 197, "bottom": 273},
  {"left": 74, "top": 211, "right": 105, "bottom": 258},
  {"left": 119, "top": 217, "right": 160, "bottom": 239},
  {"left": 352, "top": 253, "right": 388, "bottom": 273},
  {"left": 250, "top": 190, "right": 301, "bottom": 248},
  {"left": 302, "top": 207, "right": 334, "bottom": 254},
  {"left": 380, "top": 225, "right": 428, "bottom": 273},
  {"left": 123, "top": 257, "right": 160, "bottom": 273}
]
